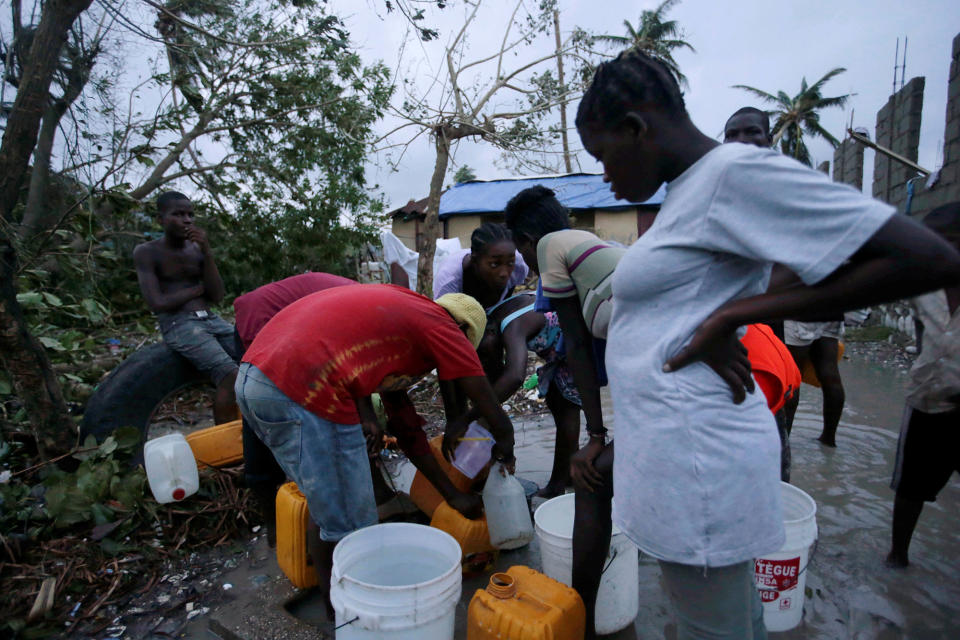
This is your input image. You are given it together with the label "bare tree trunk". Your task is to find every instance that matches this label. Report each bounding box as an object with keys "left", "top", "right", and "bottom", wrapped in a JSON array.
[
  {"left": 553, "top": 10, "right": 572, "bottom": 174},
  {"left": 416, "top": 129, "right": 451, "bottom": 297},
  {"left": 21, "top": 49, "right": 95, "bottom": 241},
  {"left": 0, "top": 0, "right": 94, "bottom": 455}
]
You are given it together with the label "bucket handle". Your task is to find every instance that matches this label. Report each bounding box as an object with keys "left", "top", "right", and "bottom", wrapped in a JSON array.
[
  {"left": 335, "top": 616, "right": 359, "bottom": 630},
  {"left": 601, "top": 547, "right": 618, "bottom": 576},
  {"left": 797, "top": 538, "right": 819, "bottom": 578}
]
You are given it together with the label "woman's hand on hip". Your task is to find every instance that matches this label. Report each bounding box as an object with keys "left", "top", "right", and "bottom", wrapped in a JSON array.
[{"left": 663, "top": 313, "right": 755, "bottom": 404}]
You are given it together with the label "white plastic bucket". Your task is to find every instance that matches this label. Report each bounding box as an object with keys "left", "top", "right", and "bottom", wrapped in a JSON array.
[
  {"left": 533, "top": 494, "right": 639, "bottom": 634},
  {"left": 451, "top": 421, "right": 494, "bottom": 478},
  {"left": 754, "top": 482, "right": 818, "bottom": 632},
  {"left": 330, "top": 522, "right": 462, "bottom": 639},
  {"left": 143, "top": 433, "right": 199, "bottom": 504}
]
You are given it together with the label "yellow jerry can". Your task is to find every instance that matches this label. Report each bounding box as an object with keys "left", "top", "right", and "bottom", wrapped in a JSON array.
[
  {"left": 467, "top": 566, "right": 586, "bottom": 640},
  {"left": 185, "top": 419, "right": 244, "bottom": 468},
  {"left": 408, "top": 435, "right": 479, "bottom": 517},
  {"left": 275, "top": 482, "right": 317, "bottom": 589}
]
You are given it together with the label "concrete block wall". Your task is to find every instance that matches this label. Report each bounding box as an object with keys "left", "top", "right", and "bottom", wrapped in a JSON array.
[
  {"left": 873, "top": 301, "right": 917, "bottom": 340},
  {"left": 910, "top": 32, "right": 960, "bottom": 216},
  {"left": 832, "top": 138, "right": 864, "bottom": 190},
  {"left": 872, "top": 76, "right": 925, "bottom": 212}
]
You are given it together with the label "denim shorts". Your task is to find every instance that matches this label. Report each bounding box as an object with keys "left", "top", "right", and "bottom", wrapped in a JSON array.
[
  {"left": 234, "top": 363, "right": 377, "bottom": 541},
  {"left": 157, "top": 311, "right": 239, "bottom": 385},
  {"left": 660, "top": 559, "right": 767, "bottom": 639}
]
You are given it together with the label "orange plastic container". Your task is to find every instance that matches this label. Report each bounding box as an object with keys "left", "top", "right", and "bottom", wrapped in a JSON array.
[
  {"left": 275, "top": 482, "right": 317, "bottom": 588},
  {"left": 408, "top": 435, "right": 477, "bottom": 517},
  {"left": 185, "top": 419, "right": 244, "bottom": 468},
  {"left": 430, "top": 500, "right": 495, "bottom": 558},
  {"left": 467, "top": 566, "right": 586, "bottom": 640}
]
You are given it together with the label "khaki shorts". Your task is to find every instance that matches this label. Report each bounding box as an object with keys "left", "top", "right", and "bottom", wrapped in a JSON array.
[{"left": 783, "top": 320, "right": 843, "bottom": 347}]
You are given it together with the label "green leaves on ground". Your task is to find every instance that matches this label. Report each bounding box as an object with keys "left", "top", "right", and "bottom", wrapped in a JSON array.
[{"left": 6, "top": 429, "right": 146, "bottom": 540}]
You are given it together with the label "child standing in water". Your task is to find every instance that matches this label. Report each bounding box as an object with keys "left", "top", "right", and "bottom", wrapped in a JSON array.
[{"left": 573, "top": 50, "right": 960, "bottom": 639}]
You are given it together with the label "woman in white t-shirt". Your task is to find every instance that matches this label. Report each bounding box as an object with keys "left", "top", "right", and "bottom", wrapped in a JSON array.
[{"left": 571, "top": 50, "right": 960, "bottom": 639}]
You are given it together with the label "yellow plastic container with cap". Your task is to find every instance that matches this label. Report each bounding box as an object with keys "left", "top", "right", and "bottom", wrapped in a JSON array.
[
  {"left": 275, "top": 482, "right": 317, "bottom": 588},
  {"left": 185, "top": 419, "right": 244, "bottom": 468},
  {"left": 467, "top": 566, "right": 586, "bottom": 640},
  {"left": 408, "top": 435, "right": 479, "bottom": 517}
]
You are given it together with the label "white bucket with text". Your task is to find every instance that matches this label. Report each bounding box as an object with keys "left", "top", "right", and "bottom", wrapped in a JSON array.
[{"left": 755, "top": 482, "right": 818, "bottom": 632}]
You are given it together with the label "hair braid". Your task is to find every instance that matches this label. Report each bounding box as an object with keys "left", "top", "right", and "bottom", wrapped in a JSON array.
[
  {"left": 470, "top": 222, "right": 513, "bottom": 255},
  {"left": 576, "top": 49, "right": 686, "bottom": 131}
]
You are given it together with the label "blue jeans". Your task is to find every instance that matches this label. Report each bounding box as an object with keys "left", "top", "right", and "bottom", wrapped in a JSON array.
[
  {"left": 158, "top": 311, "right": 238, "bottom": 385},
  {"left": 660, "top": 560, "right": 767, "bottom": 640},
  {"left": 234, "top": 363, "right": 377, "bottom": 541}
]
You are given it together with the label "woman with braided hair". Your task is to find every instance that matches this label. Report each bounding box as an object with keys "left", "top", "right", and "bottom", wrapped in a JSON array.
[
  {"left": 572, "top": 49, "right": 960, "bottom": 639},
  {"left": 433, "top": 222, "right": 529, "bottom": 310}
]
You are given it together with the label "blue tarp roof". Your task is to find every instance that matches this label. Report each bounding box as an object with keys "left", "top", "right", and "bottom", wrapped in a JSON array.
[{"left": 438, "top": 173, "right": 666, "bottom": 219}]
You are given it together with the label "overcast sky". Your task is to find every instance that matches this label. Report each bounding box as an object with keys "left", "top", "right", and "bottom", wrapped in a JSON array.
[{"left": 331, "top": 0, "right": 960, "bottom": 211}]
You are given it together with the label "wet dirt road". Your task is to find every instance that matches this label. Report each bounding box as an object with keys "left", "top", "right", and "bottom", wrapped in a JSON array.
[{"left": 504, "top": 354, "right": 960, "bottom": 639}]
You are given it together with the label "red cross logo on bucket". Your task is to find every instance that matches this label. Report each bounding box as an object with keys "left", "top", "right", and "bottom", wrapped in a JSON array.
[{"left": 754, "top": 557, "right": 800, "bottom": 602}]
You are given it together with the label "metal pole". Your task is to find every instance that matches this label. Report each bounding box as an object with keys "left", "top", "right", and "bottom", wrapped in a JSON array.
[
  {"left": 892, "top": 37, "right": 899, "bottom": 96},
  {"left": 847, "top": 128, "right": 931, "bottom": 176},
  {"left": 553, "top": 9, "right": 572, "bottom": 174},
  {"left": 901, "top": 36, "right": 908, "bottom": 90}
]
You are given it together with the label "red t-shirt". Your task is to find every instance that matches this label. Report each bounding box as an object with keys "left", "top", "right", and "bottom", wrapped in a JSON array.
[
  {"left": 234, "top": 272, "right": 356, "bottom": 349},
  {"left": 742, "top": 323, "right": 801, "bottom": 414},
  {"left": 244, "top": 284, "right": 485, "bottom": 424}
]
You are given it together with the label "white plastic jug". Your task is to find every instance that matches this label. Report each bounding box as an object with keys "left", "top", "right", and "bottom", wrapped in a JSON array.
[
  {"left": 143, "top": 433, "right": 199, "bottom": 504},
  {"left": 331, "top": 522, "right": 462, "bottom": 639},
  {"left": 451, "top": 421, "right": 494, "bottom": 478},
  {"left": 482, "top": 463, "right": 534, "bottom": 550}
]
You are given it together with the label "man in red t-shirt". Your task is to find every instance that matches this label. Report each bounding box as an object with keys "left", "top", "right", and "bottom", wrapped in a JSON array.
[
  {"left": 234, "top": 272, "right": 356, "bottom": 349},
  {"left": 233, "top": 272, "right": 356, "bottom": 544},
  {"left": 235, "top": 273, "right": 492, "bottom": 539},
  {"left": 236, "top": 284, "right": 515, "bottom": 617}
]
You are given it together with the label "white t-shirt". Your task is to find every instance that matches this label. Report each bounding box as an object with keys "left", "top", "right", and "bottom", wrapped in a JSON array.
[
  {"left": 906, "top": 290, "right": 960, "bottom": 413},
  {"left": 608, "top": 143, "right": 895, "bottom": 567}
]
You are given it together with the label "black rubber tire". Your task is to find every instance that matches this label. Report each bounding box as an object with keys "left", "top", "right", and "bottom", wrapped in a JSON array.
[{"left": 80, "top": 342, "right": 210, "bottom": 462}]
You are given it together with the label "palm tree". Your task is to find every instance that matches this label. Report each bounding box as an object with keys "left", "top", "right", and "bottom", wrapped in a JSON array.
[
  {"left": 594, "top": 0, "right": 695, "bottom": 87},
  {"left": 734, "top": 68, "right": 851, "bottom": 166}
]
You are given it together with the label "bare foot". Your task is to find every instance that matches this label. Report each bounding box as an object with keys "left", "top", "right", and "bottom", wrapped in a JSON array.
[
  {"left": 817, "top": 435, "right": 837, "bottom": 447},
  {"left": 885, "top": 550, "right": 909, "bottom": 568}
]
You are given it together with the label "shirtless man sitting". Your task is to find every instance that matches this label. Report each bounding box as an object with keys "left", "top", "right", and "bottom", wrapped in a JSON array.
[{"left": 133, "top": 191, "right": 238, "bottom": 424}]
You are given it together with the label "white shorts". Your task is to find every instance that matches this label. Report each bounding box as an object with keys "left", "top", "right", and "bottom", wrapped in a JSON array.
[{"left": 783, "top": 320, "right": 843, "bottom": 347}]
